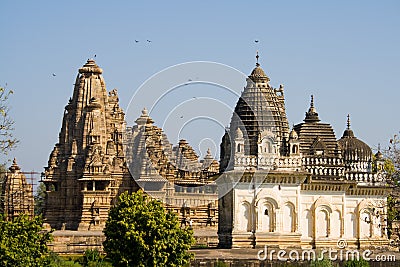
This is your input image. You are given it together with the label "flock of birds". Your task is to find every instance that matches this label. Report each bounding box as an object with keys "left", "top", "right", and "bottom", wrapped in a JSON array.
[
  {"left": 135, "top": 39, "right": 152, "bottom": 43},
  {"left": 50, "top": 39, "right": 259, "bottom": 77}
]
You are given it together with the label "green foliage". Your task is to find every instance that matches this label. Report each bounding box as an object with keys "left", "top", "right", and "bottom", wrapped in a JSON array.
[
  {"left": 386, "top": 133, "right": 400, "bottom": 183},
  {"left": 310, "top": 257, "right": 334, "bottom": 267},
  {"left": 48, "top": 252, "right": 82, "bottom": 267},
  {"left": 34, "top": 182, "right": 47, "bottom": 216},
  {"left": 0, "top": 163, "right": 6, "bottom": 212},
  {"left": 0, "top": 86, "right": 18, "bottom": 156},
  {"left": 0, "top": 214, "right": 52, "bottom": 266},
  {"left": 215, "top": 261, "right": 229, "bottom": 267},
  {"left": 103, "top": 190, "right": 195, "bottom": 267},
  {"left": 344, "top": 258, "right": 370, "bottom": 267},
  {"left": 79, "top": 249, "right": 112, "bottom": 267},
  {"left": 47, "top": 250, "right": 112, "bottom": 267},
  {"left": 386, "top": 194, "right": 397, "bottom": 237},
  {"left": 383, "top": 133, "right": 400, "bottom": 238}
]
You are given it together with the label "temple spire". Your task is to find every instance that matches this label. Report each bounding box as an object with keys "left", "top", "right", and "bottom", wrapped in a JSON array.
[
  {"left": 304, "top": 95, "right": 320, "bottom": 123},
  {"left": 309, "top": 95, "right": 316, "bottom": 113},
  {"left": 341, "top": 114, "right": 355, "bottom": 138},
  {"left": 347, "top": 114, "right": 351, "bottom": 130},
  {"left": 249, "top": 51, "right": 269, "bottom": 82}
]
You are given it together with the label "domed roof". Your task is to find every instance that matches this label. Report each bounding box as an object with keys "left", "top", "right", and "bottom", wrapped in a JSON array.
[
  {"left": 338, "top": 115, "right": 372, "bottom": 162},
  {"left": 248, "top": 52, "right": 270, "bottom": 83},
  {"left": 293, "top": 96, "right": 339, "bottom": 156},
  {"left": 250, "top": 65, "right": 267, "bottom": 78}
]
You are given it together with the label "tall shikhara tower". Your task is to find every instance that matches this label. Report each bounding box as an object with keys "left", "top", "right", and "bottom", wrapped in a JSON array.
[{"left": 43, "top": 59, "right": 137, "bottom": 230}]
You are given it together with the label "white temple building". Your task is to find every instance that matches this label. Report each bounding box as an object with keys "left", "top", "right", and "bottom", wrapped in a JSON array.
[{"left": 217, "top": 53, "right": 390, "bottom": 249}]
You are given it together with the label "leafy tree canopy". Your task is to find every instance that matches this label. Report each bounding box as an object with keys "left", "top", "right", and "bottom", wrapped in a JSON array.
[
  {"left": 0, "top": 86, "right": 18, "bottom": 156},
  {"left": 34, "top": 182, "right": 47, "bottom": 216},
  {"left": 0, "top": 214, "right": 52, "bottom": 267},
  {"left": 103, "top": 190, "right": 195, "bottom": 267},
  {"left": 386, "top": 133, "right": 400, "bottom": 183}
]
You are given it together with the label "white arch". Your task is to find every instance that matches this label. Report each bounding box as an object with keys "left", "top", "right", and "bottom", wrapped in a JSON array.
[
  {"left": 283, "top": 202, "right": 296, "bottom": 232},
  {"left": 257, "top": 197, "right": 278, "bottom": 232},
  {"left": 238, "top": 201, "right": 252, "bottom": 232},
  {"left": 331, "top": 210, "right": 341, "bottom": 238}
]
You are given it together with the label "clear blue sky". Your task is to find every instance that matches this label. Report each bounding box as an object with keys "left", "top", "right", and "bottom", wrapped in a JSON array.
[{"left": 0, "top": 1, "right": 399, "bottom": 181}]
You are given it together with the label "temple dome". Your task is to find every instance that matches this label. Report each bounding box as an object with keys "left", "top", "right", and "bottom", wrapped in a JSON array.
[
  {"left": 338, "top": 115, "right": 372, "bottom": 162},
  {"left": 250, "top": 63, "right": 268, "bottom": 78},
  {"left": 248, "top": 52, "right": 270, "bottom": 83}
]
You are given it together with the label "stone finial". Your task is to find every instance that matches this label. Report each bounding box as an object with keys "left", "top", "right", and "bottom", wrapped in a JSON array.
[
  {"left": 341, "top": 114, "right": 355, "bottom": 138},
  {"left": 304, "top": 95, "right": 320, "bottom": 123},
  {"left": 9, "top": 158, "right": 20, "bottom": 172},
  {"left": 309, "top": 95, "right": 316, "bottom": 113},
  {"left": 256, "top": 51, "right": 260, "bottom": 66},
  {"left": 347, "top": 114, "right": 351, "bottom": 130}
]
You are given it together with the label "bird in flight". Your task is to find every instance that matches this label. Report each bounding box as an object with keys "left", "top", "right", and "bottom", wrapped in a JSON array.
[
  {"left": 135, "top": 40, "right": 139, "bottom": 43},
  {"left": 52, "top": 73, "right": 56, "bottom": 77},
  {"left": 255, "top": 40, "right": 259, "bottom": 43},
  {"left": 147, "top": 39, "right": 152, "bottom": 43},
  {"left": 180, "top": 116, "right": 184, "bottom": 119}
]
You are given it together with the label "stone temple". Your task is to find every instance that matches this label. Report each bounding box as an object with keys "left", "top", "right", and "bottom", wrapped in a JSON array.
[
  {"left": 218, "top": 54, "right": 390, "bottom": 249},
  {"left": 42, "top": 55, "right": 390, "bottom": 250},
  {"left": 43, "top": 59, "right": 219, "bottom": 231},
  {"left": 1, "top": 158, "right": 34, "bottom": 221}
]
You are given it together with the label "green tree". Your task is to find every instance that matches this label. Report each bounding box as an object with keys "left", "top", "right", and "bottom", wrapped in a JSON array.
[
  {"left": 344, "top": 258, "right": 370, "bottom": 267},
  {"left": 0, "top": 85, "right": 18, "bottom": 205},
  {"left": 34, "top": 182, "right": 47, "bottom": 216},
  {"left": 310, "top": 257, "right": 334, "bottom": 267},
  {"left": 0, "top": 86, "right": 18, "bottom": 156},
  {"left": 103, "top": 190, "right": 195, "bottom": 267},
  {"left": 79, "top": 249, "right": 112, "bottom": 267},
  {"left": 384, "top": 133, "right": 400, "bottom": 238},
  {"left": 0, "top": 214, "right": 52, "bottom": 266},
  {"left": 387, "top": 133, "right": 400, "bottom": 183},
  {"left": 0, "top": 163, "right": 6, "bottom": 212}
]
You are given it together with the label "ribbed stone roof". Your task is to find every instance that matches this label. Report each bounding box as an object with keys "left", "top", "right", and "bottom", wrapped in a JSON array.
[
  {"left": 228, "top": 57, "right": 289, "bottom": 156},
  {"left": 293, "top": 96, "right": 339, "bottom": 156}
]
